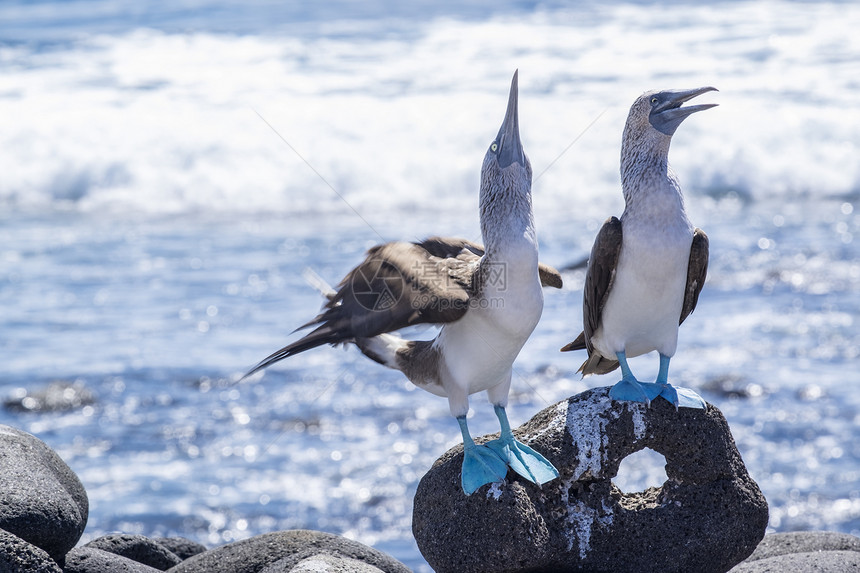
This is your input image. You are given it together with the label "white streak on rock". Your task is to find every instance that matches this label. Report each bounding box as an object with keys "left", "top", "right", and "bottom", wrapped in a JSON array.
[
  {"left": 566, "top": 392, "right": 618, "bottom": 481},
  {"left": 562, "top": 391, "right": 620, "bottom": 557},
  {"left": 562, "top": 478, "right": 616, "bottom": 559},
  {"left": 521, "top": 400, "right": 567, "bottom": 443},
  {"left": 629, "top": 402, "right": 647, "bottom": 441},
  {"left": 486, "top": 481, "right": 504, "bottom": 501}
]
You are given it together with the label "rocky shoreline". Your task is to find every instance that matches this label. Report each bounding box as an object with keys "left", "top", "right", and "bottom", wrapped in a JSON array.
[{"left": 2, "top": 389, "right": 860, "bottom": 572}]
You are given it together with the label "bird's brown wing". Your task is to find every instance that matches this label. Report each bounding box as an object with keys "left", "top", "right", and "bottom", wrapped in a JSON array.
[
  {"left": 421, "top": 235, "right": 563, "bottom": 289},
  {"left": 538, "top": 263, "right": 563, "bottom": 289},
  {"left": 247, "top": 234, "right": 565, "bottom": 377},
  {"left": 561, "top": 217, "right": 623, "bottom": 375},
  {"left": 244, "top": 239, "right": 478, "bottom": 376},
  {"left": 680, "top": 228, "right": 709, "bottom": 325}
]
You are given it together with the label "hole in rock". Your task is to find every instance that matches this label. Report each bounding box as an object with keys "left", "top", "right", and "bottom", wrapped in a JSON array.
[{"left": 613, "top": 447, "right": 668, "bottom": 494}]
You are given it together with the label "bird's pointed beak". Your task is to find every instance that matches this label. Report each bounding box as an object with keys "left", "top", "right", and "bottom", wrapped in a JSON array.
[
  {"left": 495, "top": 70, "right": 525, "bottom": 168},
  {"left": 649, "top": 86, "right": 718, "bottom": 136}
]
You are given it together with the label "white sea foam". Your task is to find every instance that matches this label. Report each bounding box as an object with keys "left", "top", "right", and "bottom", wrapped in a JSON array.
[{"left": 1, "top": 2, "right": 858, "bottom": 218}]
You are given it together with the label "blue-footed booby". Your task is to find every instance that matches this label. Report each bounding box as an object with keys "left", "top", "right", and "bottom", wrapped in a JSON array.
[
  {"left": 245, "top": 71, "right": 561, "bottom": 494},
  {"left": 561, "top": 87, "right": 716, "bottom": 409}
]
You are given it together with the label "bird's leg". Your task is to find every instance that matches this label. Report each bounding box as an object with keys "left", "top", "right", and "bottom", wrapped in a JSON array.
[
  {"left": 609, "top": 351, "right": 661, "bottom": 406},
  {"left": 456, "top": 416, "right": 509, "bottom": 495},
  {"left": 654, "top": 353, "right": 706, "bottom": 410},
  {"left": 485, "top": 406, "right": 559, "bottom": 486}
]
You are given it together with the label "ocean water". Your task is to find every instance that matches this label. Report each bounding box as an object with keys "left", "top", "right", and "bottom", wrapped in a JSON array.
[{"left": 1, "top": 1, "right": 859, "bottom": 570}]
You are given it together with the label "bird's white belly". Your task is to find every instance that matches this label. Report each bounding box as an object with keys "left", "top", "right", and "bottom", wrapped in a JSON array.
[
  {"left": 592, "top": 228, "right": 691, "bottom": 359},
  {"left": 433, "top": 270, "right": 543, "bottom": 396}
]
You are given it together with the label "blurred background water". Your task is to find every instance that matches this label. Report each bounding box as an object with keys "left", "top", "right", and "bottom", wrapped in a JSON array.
[{"left": 1, "top": 1, "right": 859, "bottom": 570}]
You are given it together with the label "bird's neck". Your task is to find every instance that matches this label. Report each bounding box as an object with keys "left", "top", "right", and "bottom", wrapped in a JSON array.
[
  {"left": 479, "top": 177, "right": 536, "bottom": 259},
  {"left": 620, "top": 135, "right": 687, "bottom": 221}
]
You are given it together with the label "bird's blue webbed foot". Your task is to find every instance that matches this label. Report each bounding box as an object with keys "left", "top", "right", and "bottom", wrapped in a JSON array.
[
  {"left": 657, "top": 384, "right": 707, "bottom": 409},
  {"left": 654, "top": 354, "right": 706, "bottom": 409},
  {"left": 609, "top": 379, "right": 662, "bottom": 405},
  {"left": 485, "top": 406, "right": 559, "bottom": 486},
  {"left": 609, "top": 351, "right": 662, "bottom": 406},
  {"left": 457, "top": 417, "right": 509, "bottom": 495}
]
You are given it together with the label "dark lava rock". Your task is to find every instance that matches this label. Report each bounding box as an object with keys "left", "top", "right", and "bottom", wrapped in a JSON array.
[
  {"left": 413, "top": 386, "right": 769, "bottom": 573},
  {"left": 63, "top": 546, "right": 162, "bottom": 573},
  {"left": 165, "top": 530, "right": 410, "bottom": 573},
  {"left": 84, "top": 534, "right": 182, "bottom": 570},
  {"left": 4, "top": 380, "right": 96, "bottom": 413},
  {"left": 0, "top": 424, "right": 88, "bottom": 561},
  {"left": 0, "top": 527, "right": 62, "bottom": 573},
  {"left": 153, "top": 537, "right": 207, "bottom": 561},
  {"left": 729, "top": 531, "right": 860, "bottom": 572}
]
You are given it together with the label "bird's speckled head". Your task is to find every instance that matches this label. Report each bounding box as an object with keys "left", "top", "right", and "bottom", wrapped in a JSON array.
[
  {"left": 479, "top": 70, "right": 535, "bottom": 245},
  {"left": 481, "top": 70, "right": 532, "bottom": 185},
  {"left": 492, "top": 70, "right": 526, "bottom": 169},
  {"left": 620, "top": 87, "right": 717, "bottom": 207},
  {"left": 627, "top": 86, "right": 718, "bottom": 138}
]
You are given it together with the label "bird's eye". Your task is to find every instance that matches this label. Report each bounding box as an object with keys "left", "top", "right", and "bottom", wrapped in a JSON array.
[
  {"left": 650, "top": 97, "right": 659, "bottom": 104},
  {"left": 490, "top": 142, "right": 498, "bottom": 152}
]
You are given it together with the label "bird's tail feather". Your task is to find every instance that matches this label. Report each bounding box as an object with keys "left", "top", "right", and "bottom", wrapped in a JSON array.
[
  {"left": 578, "top": 353, "right": 619, "bottom": 377},
  {"left": 561, "top": 332, "right": 619, "bottom": 376},
  {"left": 560, "top": 332, "right": 586, "bottom": 352},
  {"left": 241, "top": 323, "right": 345, "bottom": 380},
  {"left": 288, "top": 269, "right": 339, "bottom": 334},
  {"left": 243, "top": 268, "right": 411, "bottom": 380}
]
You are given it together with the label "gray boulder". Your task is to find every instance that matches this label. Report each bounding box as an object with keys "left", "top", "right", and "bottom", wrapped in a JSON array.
[
  {"left": 0, "top": 424, "right": 88, "bottom": 561},
  {"left": 152, "top": 537, "right": 207, "bottom": 561},
  {"left": 729, "top": 550, "right": 860, "bottom": 572},
  {"left": 729, "top": 531, "right": 860, "bottom": 572},
  {"left": 413, "top": 386, "right": 768, "bottom": 573},
  {"left": 84, "top": 534, "right": 182, "bottom": 570},
  {"left": 63, "top": 546, "right": 162, "bottom": 573},
  {"left": 262, "top": 553, "right": 386, "bottom": 572},
  {"left": 741, "top": 531, "right": 860, "bottom": 561},
  {"left": 0, "top": 527, "right": 62, "bottom": 573},
  {"left": 165, "top": 530, "right": 410, "bottom": 573}
]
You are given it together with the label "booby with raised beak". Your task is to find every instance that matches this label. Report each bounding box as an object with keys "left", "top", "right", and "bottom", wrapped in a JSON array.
[{"left": 247, "top": 71, "right": 561, "bottom": 494}]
